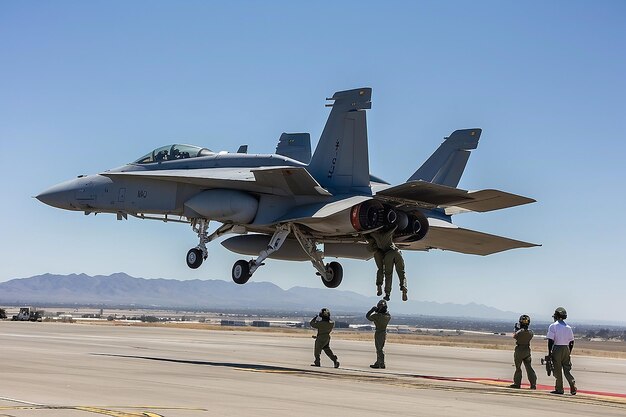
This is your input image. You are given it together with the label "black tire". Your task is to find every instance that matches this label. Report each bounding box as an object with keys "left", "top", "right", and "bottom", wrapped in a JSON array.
[
  {"left": 186, "top": 248, "right": 203, "bottom": 269},
  {"left": 322, "top": 262, "right": 343, "bottom": 288},
  {"left": 232, "top": 260, "right": 251, "bottom": 284}
]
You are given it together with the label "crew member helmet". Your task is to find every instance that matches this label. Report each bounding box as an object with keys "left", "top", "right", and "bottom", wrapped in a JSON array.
[
  {"left": 518, "top": 314, "right": 530, "bottom": 327},
  {"left": 377, "top": 299, "right": 388, "bottom": 313},
  {"left": 553, "top": 307, "right": 567, "bottom": 320},
  {"left": 319, "top": 308, "right": 331, "bottom": 320}
]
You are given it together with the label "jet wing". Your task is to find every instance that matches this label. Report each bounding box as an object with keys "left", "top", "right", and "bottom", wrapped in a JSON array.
[
  {"left": 397, "top": 219, "right": 539, "bottom": 255},
  {"left": 103, "top": 167, "right": 331, "bottom": 197},
  {"left": 375, "top": 180, "right": 535, "bottom": 213}
]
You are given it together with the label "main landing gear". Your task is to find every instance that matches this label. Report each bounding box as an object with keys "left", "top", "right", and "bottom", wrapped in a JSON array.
[{"left": 231, "top": 223, "right": 344, "bottom": 288}]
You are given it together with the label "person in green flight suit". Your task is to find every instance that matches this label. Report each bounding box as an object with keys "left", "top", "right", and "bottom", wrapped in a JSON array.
[
  {"left": 509, "top": 314, "right": 537, "bottom": 389},
  {"left": 365, "top": 237, "right": 385, "bottom": 297},
  {"left": 310, "top": 308, "right": 340, "bottom": 368},
  {"left": 367, "top": 225, "right": 408, "bottom": 301},
  {"left": 366, "top": 299, "right": 391, "bottom": 369}
]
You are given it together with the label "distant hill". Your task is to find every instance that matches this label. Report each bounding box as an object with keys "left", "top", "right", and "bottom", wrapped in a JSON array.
[{"left": 0, "top": 273, "right": 519, "bottom": 319}]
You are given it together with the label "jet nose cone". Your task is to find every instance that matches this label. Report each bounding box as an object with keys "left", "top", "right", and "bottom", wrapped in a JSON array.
[{"left": 36, "top": 179, "right": 79, "bottom": 210}]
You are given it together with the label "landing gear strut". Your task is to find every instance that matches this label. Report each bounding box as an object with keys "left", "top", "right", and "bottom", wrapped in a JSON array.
[
  {"left": 186, "top": 220, "right": 236, "bottom": 269},
  {"left": 231, "top": 223, "right": 344, "bottom": 288},
  {"left": 231, "top": 224, "right": 290, "bottom": 283}
]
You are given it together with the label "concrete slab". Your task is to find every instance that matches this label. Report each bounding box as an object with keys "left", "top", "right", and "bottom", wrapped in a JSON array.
[{"left": 1, "top": 322, "right": 624, "bottom": 417}]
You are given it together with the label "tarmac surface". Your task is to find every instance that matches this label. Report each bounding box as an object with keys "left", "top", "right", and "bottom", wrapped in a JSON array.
[{"left": 1, "top": 321, "right": 625, "bottom": 417}]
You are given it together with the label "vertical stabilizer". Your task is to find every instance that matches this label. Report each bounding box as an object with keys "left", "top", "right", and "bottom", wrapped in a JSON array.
[
  {"left": 307, "top": 88, "right": 372, "bottom": 194},
  {"left": 275, "top": 133, "right": 311, "bottom": 163},
  {"left": 408, "top": 129, "right": 481, "bottom": 187}
]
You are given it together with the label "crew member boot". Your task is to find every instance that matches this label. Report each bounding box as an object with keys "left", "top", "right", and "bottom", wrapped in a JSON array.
[
  {"left": 311, "top": 360, "right": 320, "bottom": 367},
  {"left": 383, "top": 293, "right": 390, "bottom": 301},
  {"left": 377, "top": 285, "right": 383, "bottom": 296},
  {"left": 333, "top": 360, "right": 340, "bottom": 369},
  {"left": 402, "top": 288, "right": 408, "bottom": 301}
]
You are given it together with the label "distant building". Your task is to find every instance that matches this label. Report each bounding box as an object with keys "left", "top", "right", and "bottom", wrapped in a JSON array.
[
  {"left": 252, "top": 320, "right": 270, "bottom": 327},
  {"left": 220, "top": 319, "right": 246, "bottom": 326},
  {"left": 335, "top": 321, "right": 350, "bottom": 329}
]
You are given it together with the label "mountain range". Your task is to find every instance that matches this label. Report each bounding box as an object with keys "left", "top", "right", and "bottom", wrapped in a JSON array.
[{"left": 0, "top": 273, "right": 519, "bottom": 319}]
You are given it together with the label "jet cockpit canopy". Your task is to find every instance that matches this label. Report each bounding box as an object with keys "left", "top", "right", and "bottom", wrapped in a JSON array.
[{"left": 133, "top": 144, "right": 214, "bottom": 164}]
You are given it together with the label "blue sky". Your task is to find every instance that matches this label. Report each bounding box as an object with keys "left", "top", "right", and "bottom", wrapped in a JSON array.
[{"left": 1, "top": 1, "right": 625, "bottom": 321}]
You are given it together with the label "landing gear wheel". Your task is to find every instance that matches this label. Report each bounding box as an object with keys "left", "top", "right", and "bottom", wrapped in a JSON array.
[
  {"left": 232, "top": 260, "right": 251, "bottom": 285},
  {"left": 321, "top": 262, "right": 343, "bottom": 288},
  {"left": 186, "top": 248, "right": 203, "bottom": 269}
]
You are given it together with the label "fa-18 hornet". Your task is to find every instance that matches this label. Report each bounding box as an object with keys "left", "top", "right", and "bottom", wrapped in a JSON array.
[{"left": 37, "top": 88, "right": 538, "bottom": 288}]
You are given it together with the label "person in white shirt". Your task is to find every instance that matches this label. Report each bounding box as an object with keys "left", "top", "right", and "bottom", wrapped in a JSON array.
[{"left": 546, "top": 307, "right": 577, "bottom": 395}]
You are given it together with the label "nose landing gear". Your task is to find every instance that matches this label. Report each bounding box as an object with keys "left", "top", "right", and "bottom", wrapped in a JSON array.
[{"left": 186, "top": 220, "right": 237, "bottom": 269}]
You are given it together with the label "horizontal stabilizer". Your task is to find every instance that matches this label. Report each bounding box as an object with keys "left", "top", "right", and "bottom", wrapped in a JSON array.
[
  {"left": 398, "top": 220, "right": 540, "bottom": 255},
  {"left": 376, "top": 180, "right": 535, "bottom": 212},
  {"left": 443, "top": 189, "right": 536, "bottom": 214}
]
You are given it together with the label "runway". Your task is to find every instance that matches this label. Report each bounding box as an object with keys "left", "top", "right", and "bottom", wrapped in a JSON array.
[{"left": 1, "top": 322, "right": 625, "bottom": 417}]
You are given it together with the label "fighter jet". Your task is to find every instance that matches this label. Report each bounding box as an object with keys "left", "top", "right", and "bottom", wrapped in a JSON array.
[{"left": 37, "top": 88, "right": 538, "bottom": 288}]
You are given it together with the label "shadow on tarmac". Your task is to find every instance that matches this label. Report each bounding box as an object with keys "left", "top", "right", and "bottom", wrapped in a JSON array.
[{"left": 92, "top": 353, "right": 325, "bottom": 374}]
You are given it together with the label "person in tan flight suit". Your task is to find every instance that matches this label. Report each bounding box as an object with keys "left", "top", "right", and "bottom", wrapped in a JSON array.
[
  {"left": 509, "top": 314, "right": 537, "bottom": 389},
  {"left": 310, "top": 308, "right": 339, "bottom": 368}
]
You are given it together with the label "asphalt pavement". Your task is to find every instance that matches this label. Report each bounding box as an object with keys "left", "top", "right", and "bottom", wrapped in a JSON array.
[{"left": 1, "top": 321, "right": 624, "bottom": 417}]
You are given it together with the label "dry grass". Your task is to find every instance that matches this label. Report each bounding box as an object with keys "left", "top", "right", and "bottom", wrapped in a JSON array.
[{"left": 77, "top": 320, "right": 626, "bottom": 359}]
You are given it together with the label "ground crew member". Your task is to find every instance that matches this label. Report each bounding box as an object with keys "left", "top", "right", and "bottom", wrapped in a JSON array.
[
  {"left": 366, "top": 299, "right": 391, "bottom": 369},
  {"left": 547, "top": 307, "right": 577, "bottom": 395},
  {"left": 310, "top": 308, "right": 340, "bottom": 368},
  {"left": 509, "top": 314, "right": 537, "bottom": 389},
  {"left": 368, "top": 225, "right": 408, "bottom": 301}
]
